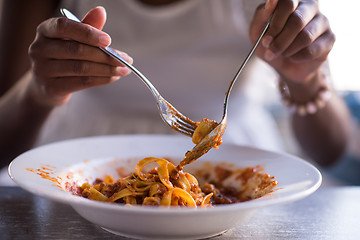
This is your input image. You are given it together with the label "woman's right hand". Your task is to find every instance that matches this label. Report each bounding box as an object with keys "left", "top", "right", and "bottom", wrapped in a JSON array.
[{"left": 28, "top": 7, "right": 133, "bottom": 106}]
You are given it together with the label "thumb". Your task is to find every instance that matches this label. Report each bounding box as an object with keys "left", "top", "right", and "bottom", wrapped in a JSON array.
[{"left": 81, "top": 6, "right": 107, "bottom": 30}]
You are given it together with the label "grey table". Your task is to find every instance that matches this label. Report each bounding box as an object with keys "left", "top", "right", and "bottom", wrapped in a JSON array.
[{"left": 0, "top": 186, "right": 359, "bottom": 240}]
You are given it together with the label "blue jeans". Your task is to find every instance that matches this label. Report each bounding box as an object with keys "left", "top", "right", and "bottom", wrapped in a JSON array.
[
  {"left": 325, "top": 155, "right": 360, "bottom": 185},
  {"left": 324, "top": 91, "right": 360, "bottom": 185}
]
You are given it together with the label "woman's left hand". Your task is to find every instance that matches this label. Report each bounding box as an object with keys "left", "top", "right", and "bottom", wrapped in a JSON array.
[{"left": 249, "top": 0, "right": 335, "bottom": 84}]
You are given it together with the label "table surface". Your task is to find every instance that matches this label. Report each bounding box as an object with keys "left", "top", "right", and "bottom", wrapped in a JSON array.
[{"left": 1, "top": 186, "right": 360, "bottom": 240}]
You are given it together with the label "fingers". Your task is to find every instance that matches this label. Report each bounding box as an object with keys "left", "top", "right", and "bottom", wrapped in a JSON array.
[
  {"left": 30, "top": 54, "right": 132, "bottom": 104},
  {"left": 32, "top": 57, "right": 131, "bottom": 100},
  {"left": 28, "top": 7, "right": 134, "bottom": 105},
  {"left": 34, "top": 59, "right": 129, "bottom": 78},
  {"left": 81, "top": 6, "right": 107, "bottom": 30},
  {"left": 30, "top": 38, "right": 133, "bottom": 67},
  {"left": 43, "top": 76, "right": 122, "bottom": 97},
  {"left": 283, "top": 14, "right": 332, "bottom": 59},
  {"left": 255, "top": 0, "right": 333, "bottom": 62},
  {"left": 265, "top": 1, "right": 318, "bottom": 59},
  {"left": 289, "top": 30, "right": 335, "bottom": 63},
  {"left": 37, "top": 17, "right": 111, "bottom": 48},
  {"left": 29, "top": 32, "right": 133, "bottom": 79},
  {"left": 264, "top": 0, "right": 300, "bottom": 45}
]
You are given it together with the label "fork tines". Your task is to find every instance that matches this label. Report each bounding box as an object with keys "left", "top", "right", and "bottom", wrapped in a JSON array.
[{"left": 174, "top": 117, "right": 197, "bottom": 136}]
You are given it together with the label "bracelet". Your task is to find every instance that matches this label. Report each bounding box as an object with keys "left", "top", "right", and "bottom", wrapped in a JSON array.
[{"left": 278, "top": 78, "right": 332, "bottom": 116}]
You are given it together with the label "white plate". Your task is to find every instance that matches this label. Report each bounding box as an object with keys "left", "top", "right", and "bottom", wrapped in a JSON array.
[{"left": 8, "top": 135, "right": 321, "bottom": 240}]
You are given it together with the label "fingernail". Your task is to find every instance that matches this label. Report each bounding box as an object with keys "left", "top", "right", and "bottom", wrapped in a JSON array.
[
  {"left": 115, "top": 50, "right": 134, "bottom": 64},
  {"left": 265, "top": 0, "right": 278, "bottom": 10},
  {"left": 265, "top": 0, "right": 270, "bottom": 9},
  {"left": 262, "top": 35, "right": 273, "bottom": 48},
  {"left": 123, "top": 55, "right": 133, "bottom": 65},
  {"left": 264, "top": 49, "right": 276, "bottom": 61},
  {"left": 111, "top": 76, "right": 121, "bottom": 82},
  {"left": 120, "top": 67, "right": 131, "bottom": 76},
  {"left": 115, "top": 66, "right": 123, "bottom": 75},
  {"left": 96, "top": 6, "right": 105, "bottom": 10},
  {"left": 115, "top": 66, "right": 131, "bottom": 76},
  {"left": 99, "top": 34, "right": 111, "bottom": 47}
]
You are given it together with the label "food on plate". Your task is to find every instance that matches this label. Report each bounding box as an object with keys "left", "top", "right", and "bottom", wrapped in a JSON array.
[{"left": 74, "top": 157, "right": 278, "bottom": 207}]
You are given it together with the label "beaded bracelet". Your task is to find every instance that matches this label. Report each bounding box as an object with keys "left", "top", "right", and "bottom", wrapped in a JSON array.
[{"left": 278, "top": 78, "right": 332, "bottom": 116}]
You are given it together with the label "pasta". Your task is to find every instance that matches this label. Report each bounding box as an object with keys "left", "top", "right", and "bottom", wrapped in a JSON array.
[
  {"left": 76, "top": 157, "right": 278, "bottom": 207},
  {"left": 192, "top": 118, "right": 220, "bottom": 146},
  {"left": 79, "top": 157, "right": 212, "bottom": 207}
]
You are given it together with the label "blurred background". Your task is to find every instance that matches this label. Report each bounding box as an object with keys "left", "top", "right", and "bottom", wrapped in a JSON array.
[
  {"left": 320, "top": 0, "right": 360, "bottom": 185},
  {"left": 320, "top": 0, "right": 360, "bottom": 91}
]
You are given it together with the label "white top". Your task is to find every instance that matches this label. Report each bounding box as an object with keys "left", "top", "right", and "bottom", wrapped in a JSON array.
[{"left": 37, "top": 0, "right": 284, "bottom": 151}]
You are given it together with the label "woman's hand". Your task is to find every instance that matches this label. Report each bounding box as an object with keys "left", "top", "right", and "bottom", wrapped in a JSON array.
[
  {"left": 249, "top": 0, "right": 352, "bottom": 166},
  {"left": 28, "top": 7, "right": 133, "bottom": 106},
  {"left": 249, "top": 0, "right": 335, "bottom": 84}
]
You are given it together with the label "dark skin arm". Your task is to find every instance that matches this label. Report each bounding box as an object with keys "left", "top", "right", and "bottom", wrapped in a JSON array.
[
  {"left": 250, "top": 0, "right": 351, "bottom": 166},
  {"left": 0, "top": 0, "right": 60, "bottom": 96},
  {"left": 0, "top": 3, "right": 132, "bottom": 168},
  {"left": 0, "top": 0, "right": 60, "bottom": 168}
]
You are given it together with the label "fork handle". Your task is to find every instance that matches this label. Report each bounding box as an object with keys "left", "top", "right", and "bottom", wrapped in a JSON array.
[
  {"left": 222, "top": 16, "right": 272, "bottom": 117},
  {"left": 99, "top": 47, "right": 160, "bottom": 96},
  {"left": 60, "top": 8, "right": 161, "bottom": 99}
]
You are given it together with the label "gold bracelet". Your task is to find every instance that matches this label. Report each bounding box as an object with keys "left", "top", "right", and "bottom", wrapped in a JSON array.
[{"left": 278, "top": 79, "right": 332, "bottom": 116}]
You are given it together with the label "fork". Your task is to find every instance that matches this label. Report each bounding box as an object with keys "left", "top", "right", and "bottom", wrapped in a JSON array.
[
  {"left": 178, "top": 17, "right": 272, "bottom": 169},
  {"left": 60, "top": 8, "right": 197, "bottom": 137}
]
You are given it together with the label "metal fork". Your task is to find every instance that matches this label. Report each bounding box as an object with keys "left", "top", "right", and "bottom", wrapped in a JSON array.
[
  {"left": 178, "top": 17, "right": 272, "bottom": 169},
  {"left": 60, "top": 8, "right": 197, "bottom": 136}
]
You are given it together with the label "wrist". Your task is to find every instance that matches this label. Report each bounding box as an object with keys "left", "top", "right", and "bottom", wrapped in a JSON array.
[
  {"left": 27, "top": 73, "right": 70, "bottom": 108},
  {"left": 19, "top": 72, "right": 55, "bottom": 112},
  {"left": 283, "top": 71, "right": 326, "bottom": 101},
  {"left": 279, "top": 70, "right": 332, "bottom": 116}
]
